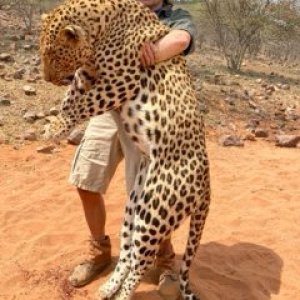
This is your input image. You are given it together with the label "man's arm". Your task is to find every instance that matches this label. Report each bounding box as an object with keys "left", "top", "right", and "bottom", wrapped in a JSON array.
[
  {"left": 140, "top": 29, "right": 191, "bottom": 67},
  {"left": 140, "top": 7, "right": 196, "bottom": 67}
]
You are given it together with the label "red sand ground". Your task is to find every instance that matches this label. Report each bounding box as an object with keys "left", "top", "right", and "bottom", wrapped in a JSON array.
[{"left": 0, "top": 140, "right": 299, "bottom": 300}]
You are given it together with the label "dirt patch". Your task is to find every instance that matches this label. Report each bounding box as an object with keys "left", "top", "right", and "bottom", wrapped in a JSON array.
[{"left": 0, "top": 141, "right": 299, "bottom": 299}]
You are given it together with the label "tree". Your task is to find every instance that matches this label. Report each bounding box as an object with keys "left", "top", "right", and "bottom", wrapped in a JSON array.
[
  {"left": 264, "top": 0, "right": 300, "bottom": 62},
  {"left": 12, "top": 0, "right": 36, "bottom": 33},
  {"left": 0, "top": 0, "right": 63, "bottom": 33},
  {"left": 204, "top": 0, "right": 271, "bottom": 71}
]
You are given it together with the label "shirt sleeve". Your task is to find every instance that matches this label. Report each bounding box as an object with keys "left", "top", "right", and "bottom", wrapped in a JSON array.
[{"left": 168, "top": 8, "right": 197, "bottom": 55}]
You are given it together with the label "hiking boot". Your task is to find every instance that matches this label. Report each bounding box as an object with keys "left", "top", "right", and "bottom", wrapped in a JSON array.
[
  {"left": 158, "top": 269, "right": 180, "bottom": 300},
  {"left": 68, "top": 236, "right": 111, "bottom": 287},
  {"left": 156, "top": 245, "right": 180, "bottom": 300}
]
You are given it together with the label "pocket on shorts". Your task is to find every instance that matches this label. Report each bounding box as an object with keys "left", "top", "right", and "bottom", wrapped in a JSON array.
[{"left": 70, "top": 139, "right": 85, "bottom": 172}]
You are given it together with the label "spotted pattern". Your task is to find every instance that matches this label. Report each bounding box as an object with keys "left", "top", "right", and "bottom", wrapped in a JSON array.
[{"left": 40, "top": 1, "right": 211, "bottom": 299}]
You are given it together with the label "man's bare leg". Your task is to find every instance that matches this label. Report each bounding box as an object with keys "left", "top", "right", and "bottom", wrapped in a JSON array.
[
  {"left": 69, "top": 188, "right": 112, "bottom": 287},
  {"left": 78, "top": 188, "right": 106, "bottom": 239}
]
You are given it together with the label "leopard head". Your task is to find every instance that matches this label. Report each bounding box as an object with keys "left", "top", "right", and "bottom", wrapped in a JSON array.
[{"left": 40, "top": 9, "right": 93, "bottom": 86}]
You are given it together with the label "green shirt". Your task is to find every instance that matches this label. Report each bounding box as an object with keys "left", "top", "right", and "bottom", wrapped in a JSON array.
[{"left": 155, "top": 4, "right": 196, "bottom": 55}]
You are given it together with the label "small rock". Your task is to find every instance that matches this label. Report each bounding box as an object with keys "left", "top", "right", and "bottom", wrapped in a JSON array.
[
  {"left": 23, "top": 44, "right": 32, "bottom": 50},
  {"left": 36, "top": 144, "right": 56, "bottom": 154},
  {"left": 218, "top": 135, "right": 244, "bottom": 147},
  {"left": 23, "top": 129, "right": 37, "bottom": 141},
  {"left": 256, "top": 79, "right": 263, "bottom": 84},
  {"left": 220, "top": 88, "right": 227, "bottom": 94},
  {"left": 266, "top": 85, "right": 276, "bottom": 92},
  {"left": 281, "top": 84, "right": 290, "bottom": 90},
  {"left": 228, "top": 122, "right": 237, "bottom": 132},
  {"left": 274, "top": 112, "right": 286, "bottom": 121},
  {"left": 23, "top": 111, "right": 37, "bottom": 123},
  {"left": 248, "top": 100, "right": 258, "bottom": 109},
  {"left": 10, "top": 34, "right": 24, "bottom": 41},
  {"left": 32, "top": 57, "right": 41, "bottom": 66},
  {"left": 0, "top": 53, "right": 13, "bottom": 62},
  {"left": 26, "top": 77, "right": 37, "bottom": 83},
  {"left": 30, "top": 66, "right": 40, "bottom": 75},
  {"left": 214, "top": 74, "right": 223, "bottom": 84},
  {"left": 13, "top": 68, "right": 26, "bottom": 80},
  {"left": 255, "top": 128, "right": 269, "bottom": 138},
  {"left": 4, "top": 75, "right": 13, "bottom": 81},
  {"left": 49, "top": 107, "right": 60, "bottom": 116},
  {"left": 245, "top": 119, "right": 260, "bottom": 129},
  {"left": 68, "top": 129, "right": 84, "bottom": 145},
  {"left": 36, "top": 112, "right": 46, "bottom": 119},
  {"left": 270, "top": 124, "right": 279, "bottom": 130},
  {"left": 244, "top": 89, "right": 249, "bottom": 96},
  {"left": 34, "top": 75, "right": 42, "bottom": 81},
  {"left": 14, "top": 135, "right": 23, "bottom": 141},
  {"left": 243, "top": 133, "right": 256, "bottom": 141},
  {"left": 275, "top": 135, "right": 300, "bottom": 147},
  {"left": 224, "top": 97, "right": 235, "bottom": 106},
  {"left": 23, "top": 85, "right": 36, "bottom": 96},
  {"left": 0, "top": 63, "right": 5, "bottom": 69},
  {"left": 0, "top": 98, "right": 11, "bottom": 106}
]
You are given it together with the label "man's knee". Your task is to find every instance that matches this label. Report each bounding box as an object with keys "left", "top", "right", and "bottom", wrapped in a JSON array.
[{"left": 77, "top": 187, "right": 102, "bottom": 201}]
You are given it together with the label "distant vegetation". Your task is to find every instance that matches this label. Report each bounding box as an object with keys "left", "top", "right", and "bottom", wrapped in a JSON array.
[
  {"left": 0, "top": 0, "right": 62, "bottom": 33},
  {"left": 179, "top": 0, "right": 300, "bottom": 70},
  {"left": 1, "top": 0, "right": 299, "bottom": 70}
]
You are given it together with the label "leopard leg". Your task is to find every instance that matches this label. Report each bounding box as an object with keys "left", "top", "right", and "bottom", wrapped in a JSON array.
[
  {"left": 110, "top": 222, "right": 161, "bottom": 300},
  {"left": 97, "top": 158, "right": 149, "bottom": 299},
  {"left": 179, "top": 191, "right": 210, "bottom": 300},
  {"left": 108, "top": 164, "right": 174, "bottom": 300}
]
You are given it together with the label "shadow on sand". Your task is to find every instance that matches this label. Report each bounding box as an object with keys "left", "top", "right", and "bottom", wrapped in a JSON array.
[{"left": 135, "top": 241, "right": 283, "bottom": 300}]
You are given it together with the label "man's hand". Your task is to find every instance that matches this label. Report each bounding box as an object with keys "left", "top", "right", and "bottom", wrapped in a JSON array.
[
  {"left": 140, "top": 30, "right": 192, "bottom": 68},
  {"left": 140, "top": 42, "right": 157, "bottom": 67}
]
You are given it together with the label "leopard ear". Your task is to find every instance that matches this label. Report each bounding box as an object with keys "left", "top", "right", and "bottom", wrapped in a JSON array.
[{"left": 63, "top": 25, "right": 85, "bottom": 41}]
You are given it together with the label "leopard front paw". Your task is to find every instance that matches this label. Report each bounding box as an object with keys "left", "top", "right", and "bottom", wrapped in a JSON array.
[{"left": 42, "top": 115, "right": 73, "bottom": 142}]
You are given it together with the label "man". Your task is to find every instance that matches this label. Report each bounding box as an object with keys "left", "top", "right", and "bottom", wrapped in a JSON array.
[{"left": 68, "top": 0, "right": 196, "bottom": 298}]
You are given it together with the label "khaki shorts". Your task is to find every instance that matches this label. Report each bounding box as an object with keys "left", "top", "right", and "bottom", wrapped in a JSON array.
[{"left": 69, "top": 112, "right": 141, "bottom": 194}]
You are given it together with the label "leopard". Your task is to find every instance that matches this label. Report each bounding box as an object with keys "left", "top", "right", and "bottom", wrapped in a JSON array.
[{"left": 40, "top": 0, "right": 211, "bottom": 299}]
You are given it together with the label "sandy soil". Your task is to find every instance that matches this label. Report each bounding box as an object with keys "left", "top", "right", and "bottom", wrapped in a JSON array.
[{"left": 0, "top": 140, "right": 299, "bottom": 300}]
